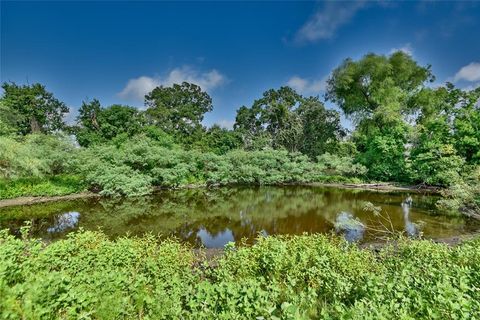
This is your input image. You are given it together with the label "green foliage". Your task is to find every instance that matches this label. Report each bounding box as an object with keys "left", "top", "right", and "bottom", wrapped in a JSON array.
[
  {"left": 0, "top": 100, "right": 20, "bottom": 136},
  {"left": 326, "top": 51, "right": 433, "bottom": 122},
  {"left": 234, "top": 88, "right": 344, "bottom": 157},
  {"left": 1, "top": 82, "right": 68, "bottom": 135},
  {"left": 74, "top": 100, "right": 147, "bottom": 147},
  {"left": 193, "top": 125, "right": 242, "bottom": 155},
  {"left": 77, "top": 138, "right": 337, "bottom": 196},
  {"left": 145, "top": 82, "right": 213, "bottom": 137},
  {"left": 1, "top": 231, "right": 480, "bottom": 319},
  {"left": 0, "top": 175, "right": 84, "bottom": 199},
  {"left": 317, "top": 153, "right": 367, "bottom": 177},
  {"left": 412, "top": 144, "right": 465, "bottom": 186},
  {"left": 0, "top": 134, "right": 79, "bottom": 179},
  {"left": 354, "top": 118, "right": 410, "bottom": 181},
  {"left": 437, "top": 166, "right": 480, "bottom": 215}
]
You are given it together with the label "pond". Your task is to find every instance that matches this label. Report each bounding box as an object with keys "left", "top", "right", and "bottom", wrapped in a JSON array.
[{"left": 1, "top": 186, "right": 479, "bottom": 248}]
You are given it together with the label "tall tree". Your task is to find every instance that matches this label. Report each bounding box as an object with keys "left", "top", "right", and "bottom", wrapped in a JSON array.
[
  {"left": 326, "top": 51, "right": 434, "bottom": 123},
  {"left": 145, "top": 82, "right": 213, "bottom": 137},
  {"left": 326, "top": 52, "right": 434, "bottom": 181},
  {"left": 0, "top": 99, "right": 20, "bottom": 136},
  {"left": 1, "top": 82, "right": 68, "bottom": 134},
  {"left": 234, "top": 87, "right": 303, "bottom": 151},
  {"left": 234, "top": 87, "right": 344, "bottom": 155},
  {"left": 75, "top": 100, "right": 145, "bottom": 146},
  {"left": 297, "top": 97, "right": 345, "bottom": 158}
]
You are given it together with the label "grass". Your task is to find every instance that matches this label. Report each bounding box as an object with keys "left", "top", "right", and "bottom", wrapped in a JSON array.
[{"left": 0, "top": 175, "right": 85, "bottom": 200}]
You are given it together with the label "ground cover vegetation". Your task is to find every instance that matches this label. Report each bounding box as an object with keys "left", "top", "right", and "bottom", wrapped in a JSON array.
[
  {"left": 1, "top": 229, "right": 480, "bottom": 319},
  {"left": 0, "top": 52, "right": 479, "bottom": 213}
]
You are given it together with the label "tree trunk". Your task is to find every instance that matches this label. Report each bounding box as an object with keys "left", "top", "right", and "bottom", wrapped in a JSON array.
[{"left": 30, "top": 117, "right": 41, "bottom": 133}]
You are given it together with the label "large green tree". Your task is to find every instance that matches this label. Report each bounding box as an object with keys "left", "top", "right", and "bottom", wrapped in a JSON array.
[
  {"left": 326, "top": 51, "right": 434, "bottom": 123},
  {"left": 145, "top": 82, "right": 212, "bottom": 137},
  {"left": 234, "top": 87, "right": 343, "bottom": 155},
  {"left": 296, "top": 97, "right": 345, "bottom": 158},
  {"left": 1, "top": 82, "right": 68, "bottom": 135},
  {"left": 326, "top": 52, "right": 434, "bottom": 181},
  {"left": 75, "top": 100, "right": 145, "bottom": 146}
]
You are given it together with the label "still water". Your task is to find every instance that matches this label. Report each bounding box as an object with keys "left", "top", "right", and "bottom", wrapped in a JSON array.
[{"left": 1, "top": 186, "right": 479, "bottom": 248}]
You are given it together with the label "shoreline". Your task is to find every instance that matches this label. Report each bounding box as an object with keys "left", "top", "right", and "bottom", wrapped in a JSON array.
[
  {"left": 0, "top": 182, "right": 442, "bottom": 208},
  {"left": 0, "top": 192, "right": 98, "bottom": 208}
]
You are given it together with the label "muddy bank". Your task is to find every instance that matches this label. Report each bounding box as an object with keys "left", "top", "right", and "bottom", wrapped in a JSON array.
[
  {"left": 310, "top": 182, "right": 441, "bottom": 194},
  {"left": 0, "top": 192, "right": 98, "bottom": 208}
]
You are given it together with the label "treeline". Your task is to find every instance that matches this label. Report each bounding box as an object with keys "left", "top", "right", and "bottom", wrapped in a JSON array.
[{"left": 0, "top": 52, "right": 479, "bottom": 208}]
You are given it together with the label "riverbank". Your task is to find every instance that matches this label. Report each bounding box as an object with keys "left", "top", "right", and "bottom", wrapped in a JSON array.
[
  {"left": 0, "top": 192, "right": 97, "bottom": 208},
  {"left": 310, "top": 182, "right": 441, "bottom": 193}
]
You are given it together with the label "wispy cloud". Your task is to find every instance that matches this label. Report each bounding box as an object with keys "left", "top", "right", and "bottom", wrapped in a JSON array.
[
  {"left": 287, "top": 75, "right": 328, "bottom": 95},
  {"left": 389, "top": 43, "right": 413, "bottom": 56},
  {"left": 119, "top": 66, "right": 226, "bottom": 101},
  {"left": 453, "top": 62, "right": 480, "bottom": 83},
  {"left": 215, "top": 119, "right": 235, "bottom": 130},
  {"left": 294, "top": 1, "right": 366, "bottom": 43}
]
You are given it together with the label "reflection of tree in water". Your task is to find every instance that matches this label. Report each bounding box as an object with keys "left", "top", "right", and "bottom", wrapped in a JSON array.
[
  {"left": 0, "top": 199, "right": 86, "bottom": 238},
  {"left": 47, "top": 212, "right": 80, "bottom": 234},
  {"left": 1, "top": 186, "right": 477, "bottom": 246}
]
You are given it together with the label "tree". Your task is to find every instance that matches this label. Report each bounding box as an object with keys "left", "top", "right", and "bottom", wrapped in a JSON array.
[
  {"left": 75, "top": 100, "right": 145, "bottom": 146},
  {"left": 234, "top": 87, "right": 304, "bottom": 152},
  {"left": 326, "top": 51, "right": 434, "bottom": 123},
  {"left": 453, "top": 87, "right": 480, "bottom": 164},
  {"left": 1, "top": 82, "right": 69, "bottom": 134},
  {"left": 326, "top": 52, "right": 434, "bottom": 181},
  {"left": 409, "top": 84, "right": 480, "bottom": 176},
  {"left": 296, "top": 97, "right": 345, "bottom": 158},
  {"left": 192, "top": 125, "right": 242, "bottom": 155},
  {"left": 77, "top": 99, "right": 102, "bottom": 132},
  {"left": 145, "top": 82, "right": 213, "bottom": 137},
  {"left": 234, "top": 87, "right": 344, "bottom": 155},
  {"left": 354, "top": 117, "right": 410, "bottom": 181},
  {"left": 0, "top": 99, "right": 20, "bottom": 136}
]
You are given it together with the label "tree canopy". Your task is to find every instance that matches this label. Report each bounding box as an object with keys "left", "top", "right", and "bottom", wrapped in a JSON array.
[
  {"left": 1, "top": 82, "right": 69, "bottom": 135},
  {"left": 145, "top": 82, "right": 213, "bottom": 137}
]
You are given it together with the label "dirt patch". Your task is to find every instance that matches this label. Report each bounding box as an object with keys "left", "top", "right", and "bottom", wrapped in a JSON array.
[{"left": 0, "top": 192, "right": 98, "bottom": 208}]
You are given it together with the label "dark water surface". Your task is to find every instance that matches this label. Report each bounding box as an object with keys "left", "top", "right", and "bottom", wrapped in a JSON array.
[{"left": 1, "top": 186, "right": 479, "bottom": 248}]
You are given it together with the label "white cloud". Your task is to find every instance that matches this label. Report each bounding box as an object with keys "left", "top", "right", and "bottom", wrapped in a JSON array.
[
  {"left": 215, "top": 119, "right": 235, "bottom": 129},
  {"left": 389, "top": 43, "right": 413, "bottom": 56},
  {"left": 295, "top": 1, "right": 366, "bottom": 43},
  {"left": 453, "top": 62, "right": 480, "bottom": 83},
  {"left": 119, "top": 66, "right": 226, "bottom": 101},
  {"left": 462, "top": 83, "right": 480, "bottom": 92},
  {"left": 287, "top": 75, "right": 327, "bottom": 95}
]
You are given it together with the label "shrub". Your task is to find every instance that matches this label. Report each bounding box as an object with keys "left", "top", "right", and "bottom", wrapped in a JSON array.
[
  {"left": 1, "top": 231, "right": 479, "bottom": 319},
  {"left": 0, "top": 134, "right": 79, "bottom": 179}
]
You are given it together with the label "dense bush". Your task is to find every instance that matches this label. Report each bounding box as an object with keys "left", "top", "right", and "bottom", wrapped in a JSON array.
[
  {"left": 317, "top": 153, "right": 367, "bottom": 177},
  {"left": 77, "top": 136, "right": 341, "bottom": 196},
  {"left": 1, "top": 230, "right": 479, "bottom": 319},
  {"left": 0, "top": 134, "right": 79, "bottom": 179}
]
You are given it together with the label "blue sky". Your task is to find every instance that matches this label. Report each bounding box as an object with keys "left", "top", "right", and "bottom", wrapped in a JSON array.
[{"left": 1, "top": 1, "right": 480, "bottom": 128}]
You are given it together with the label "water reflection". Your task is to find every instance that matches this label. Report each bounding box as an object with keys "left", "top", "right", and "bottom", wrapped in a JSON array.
[
  {"left": 401, "top": 196, "right": 420, "bottom": 238},
  {"left": 335, "top": 212, "right": 365, "bottom": 242},
  {"left": 1, "top": 186, "right": 479, "bottom": 247},
  {"left": 47, "top": 212, "right": 80, "bottom": 234},
  {"left": 197, "top": 228, "right": 234, "bottom": 248}
]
